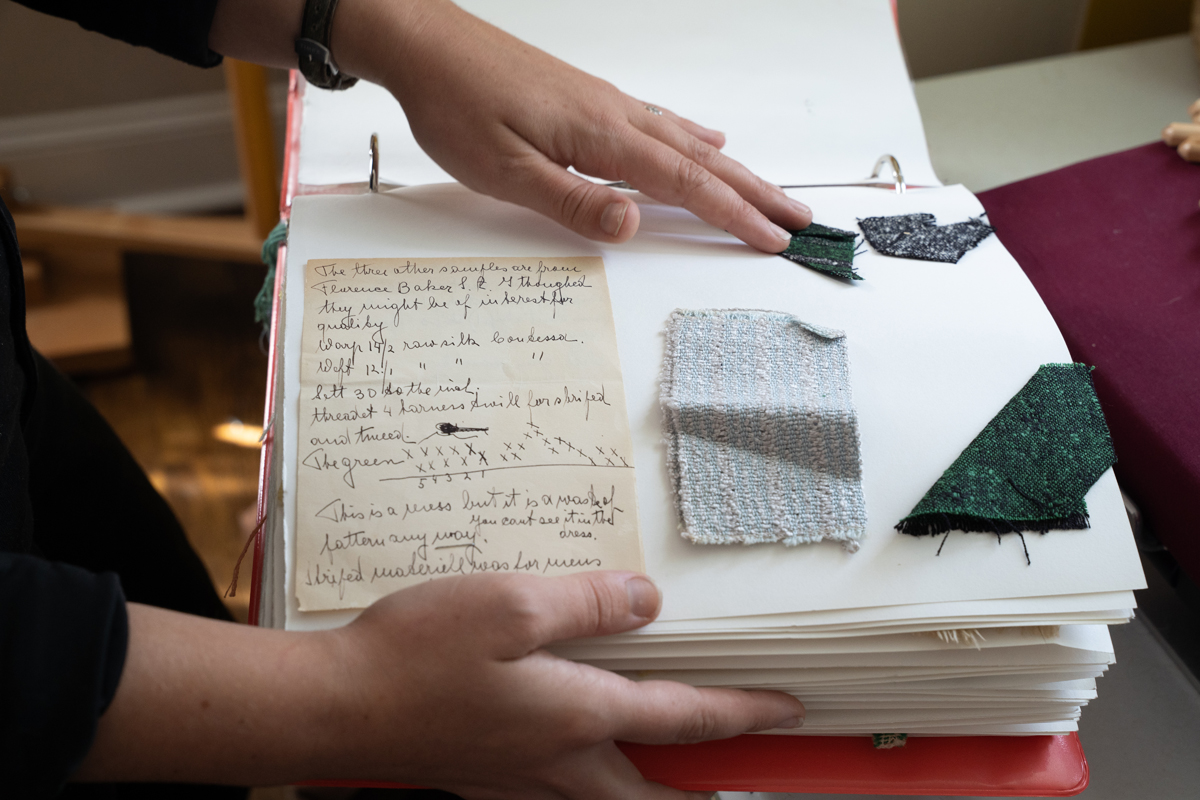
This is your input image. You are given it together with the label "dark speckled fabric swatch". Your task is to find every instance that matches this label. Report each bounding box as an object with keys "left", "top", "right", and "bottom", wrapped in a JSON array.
[
  {"left": 859, "top": 213, "right": 993, "bottom": 263},
  {"left": 896, "top": 364, "right": 1116, "bottom": 561},
  {"left": 780, "top": 223, "right": 862, "bottom": 280}
]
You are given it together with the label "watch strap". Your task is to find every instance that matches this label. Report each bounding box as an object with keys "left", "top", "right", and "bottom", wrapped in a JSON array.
[{"left": 295, "top": 0, "right": 358, "bottom": 91}]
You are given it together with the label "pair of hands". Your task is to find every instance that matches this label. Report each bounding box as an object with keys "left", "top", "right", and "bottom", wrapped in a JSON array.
[
  {"left": 324, "top": 6, "right": 811, "bottom": 791},
  {"left": 199, "top": 1, "right": 809, "bottom": 796}
]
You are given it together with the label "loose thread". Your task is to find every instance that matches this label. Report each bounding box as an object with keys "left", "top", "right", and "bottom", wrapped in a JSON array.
[{"left": 225, "top": 513, "right": 268, "bottom": 599}]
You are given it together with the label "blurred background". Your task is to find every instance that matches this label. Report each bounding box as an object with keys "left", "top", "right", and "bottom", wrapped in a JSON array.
[{"left": 0, "top": 0, "right": 1194, "bottom": 634}]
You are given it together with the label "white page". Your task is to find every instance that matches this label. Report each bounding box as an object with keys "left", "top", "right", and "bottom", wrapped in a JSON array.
[
  {"left": 789, "top": 676, "right": 1098, "bottom": 691},
  {"left": 297, "top": 0, "right": 937, "bottom": 189},
  {"left": 579, "top": 611, "right": 1133, "bottom": 643},
  {"left": 751, "top": 693, "right": 1091, "bottom": 704},
  {"left": 624, "top": 593, "right": 1135, "bottom": 633},
  {"left": 583, "top": 612, "right": 1131, "bottom": 641},
  {"left": 786, "top": 714, "right": 1080, "bottom": 733},
  {"left": 593, "top": 654, "right": 1113, "bottom": 671},
  {"left": 632, "top": 665, "right": 1109, "bottom": 687},
  {"left": 574, "top": 644, "right": 1114, "bottom": 671},
  {"left": 798, "top": 708, "right": 1080, "bottom": 724},
  {"left": 553, "top": 625, "right": 1072, "bottom": 660},
  {"left": 742, "top": 682, "right": 1096, "bottom": 696},
  {"left": 781, "top": 690, "right": 1096, "bottom": 702},
  {"left": 578, "top": 625, "right": 1114, "bottom": 668},
  {"left": 280, "top": 185, "right": 1145, "bottom": 631}
]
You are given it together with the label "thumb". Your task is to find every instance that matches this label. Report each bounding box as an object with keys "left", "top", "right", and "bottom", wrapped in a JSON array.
[
  {"left": 490, "top": 571, "right": 660, "bottom": 658},
  {"left": 495, "top": 153, "right": 642, "bottom": 244}
]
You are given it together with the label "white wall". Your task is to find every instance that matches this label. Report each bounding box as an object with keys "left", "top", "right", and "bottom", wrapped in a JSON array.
[{"left": 898, "top": 0, "right": 1090, "bottom": 78}]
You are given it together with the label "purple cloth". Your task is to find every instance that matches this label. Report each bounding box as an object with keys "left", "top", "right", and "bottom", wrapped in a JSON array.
[{"left": 978, "top": 142, "right": 1200, "bottom": 583}]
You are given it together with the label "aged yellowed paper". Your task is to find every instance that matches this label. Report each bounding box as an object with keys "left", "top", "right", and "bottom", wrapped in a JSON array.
[{"left": 295, "top": 257, "right": 643, "bottom": 609}]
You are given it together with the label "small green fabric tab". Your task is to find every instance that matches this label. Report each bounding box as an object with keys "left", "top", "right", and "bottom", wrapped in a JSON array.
[
  {"left": 254, "top": 220, "right": 288, "bottom": 332},
  {"left": 872, "top": 733, "right": 908, "bottom": 749},
  {"left": 780, "top": 223, "right": 862, "bottom": 281},
  {"left": 896, "top": 364, "right": 1116, "bottom": 553}
]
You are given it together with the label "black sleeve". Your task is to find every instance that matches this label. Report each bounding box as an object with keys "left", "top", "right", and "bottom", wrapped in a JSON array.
[
  {"left": 0, "top": 554, "right": 129, "bottom": 798},
  {"left": 13, "top": 0, "right": 223, "bottom": 68}
]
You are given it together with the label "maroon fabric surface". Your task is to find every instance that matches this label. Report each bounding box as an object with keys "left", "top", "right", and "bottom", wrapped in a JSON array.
[{"left": 977, "top": 142, "right": 1200, "bottom": 583}]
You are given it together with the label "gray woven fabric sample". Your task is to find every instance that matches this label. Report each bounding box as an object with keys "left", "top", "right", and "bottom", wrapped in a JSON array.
[
  {"left": 858, "top": 213, "right": 993, "bottom": 263},
  {"left": 661, "top": 309, "right": 867, "bottom": 551}
]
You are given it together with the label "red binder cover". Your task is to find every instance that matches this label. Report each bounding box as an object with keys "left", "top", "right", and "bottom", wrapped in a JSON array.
[
  {"left": 301, "top": 735, "right": 1087, "bottom": 795},
  {"left": 248, "top": 70, "right": 1090, "bottom": 797}
]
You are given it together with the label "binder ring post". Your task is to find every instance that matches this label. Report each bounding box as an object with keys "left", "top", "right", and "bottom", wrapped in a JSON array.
[
  {"left": 776, "top": 155, "right": 918, "bottom": 192},
  {"left": 369, "top": 133, "right": 380, "bottom": 193},
  {"left": 870, "top": 154, "right": 906, "bottom": 194}
]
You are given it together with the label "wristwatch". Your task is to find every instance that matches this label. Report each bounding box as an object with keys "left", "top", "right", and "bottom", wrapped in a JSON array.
[{"left": 295, "top": 0, "right": 359, "bottom": 90}]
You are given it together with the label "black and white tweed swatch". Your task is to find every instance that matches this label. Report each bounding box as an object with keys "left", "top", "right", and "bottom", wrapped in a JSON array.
[{"left": 858, "top": 213, "right": 994, "bottom": 263}]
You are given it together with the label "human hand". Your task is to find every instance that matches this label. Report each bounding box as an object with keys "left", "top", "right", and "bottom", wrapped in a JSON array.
[
  {"left": 74, "top": 573, "right": 799, "bottom": 792},
  {"left": 316, "top": 571, "right": 805, "bottom": 798},
  {"left": 334, "top": 0, "right": 812, "bottom": 252}
]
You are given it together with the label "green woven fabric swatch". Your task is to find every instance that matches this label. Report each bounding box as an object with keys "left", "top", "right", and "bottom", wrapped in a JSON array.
[
  {"left": 896, "top": 364, "right": 1116, "bottom": 555},
  {"left": 779, "top": 223, "right": 862, "bottom": 281}
]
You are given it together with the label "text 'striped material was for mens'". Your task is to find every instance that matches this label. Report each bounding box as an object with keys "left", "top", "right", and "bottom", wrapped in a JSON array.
[{"left": 295, "top": 256, "right": 643, "bottom": 610}]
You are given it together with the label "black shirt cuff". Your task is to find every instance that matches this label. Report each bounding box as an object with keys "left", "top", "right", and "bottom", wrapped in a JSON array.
[{"left": 14, "top": 0, "right": 224, "bottom": 68}]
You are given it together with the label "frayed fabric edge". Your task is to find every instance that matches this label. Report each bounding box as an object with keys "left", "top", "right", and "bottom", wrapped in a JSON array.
[
  {"left": 682, "top": 527, "right": 864, "bottom": 553},
  {"left": 894, "top": 512, "right": 1091, "bottom": 537},
  {"left": 781, "top": 255, "right": 863, "bottom": 281}
]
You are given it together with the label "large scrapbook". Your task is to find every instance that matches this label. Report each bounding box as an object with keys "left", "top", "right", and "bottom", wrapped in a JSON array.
[{"left": 247, "top": 1, "right": 1143, "bottom": 792}]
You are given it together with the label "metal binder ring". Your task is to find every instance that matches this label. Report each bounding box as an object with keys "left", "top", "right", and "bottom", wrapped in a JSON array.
[
  {"left": 869, "top": 154, "right": 906, "bottom": 194},
  {"left": 369, "top": 132, "right": 380, "bottom": 193}
]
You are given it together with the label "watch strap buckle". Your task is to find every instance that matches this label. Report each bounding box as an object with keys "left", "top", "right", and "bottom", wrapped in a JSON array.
[{"left": 295, "top": 0, "right": 359, "bottom": 91}]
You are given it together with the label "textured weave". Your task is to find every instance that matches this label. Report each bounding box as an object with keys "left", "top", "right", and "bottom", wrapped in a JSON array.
[
  {"left": 859, "top": 213, "right": 993, "bottom": 263},
  {"left": 780, "top": 223, "right": 862, "bottom": 280},
  {"left": 896, "top": 364, "right": 1116, "bottom": 555},
  {"left": 661, "top": 309, "right": 867, "bottom": 551}
]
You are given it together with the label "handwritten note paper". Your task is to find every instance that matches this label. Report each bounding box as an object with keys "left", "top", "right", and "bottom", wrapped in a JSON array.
[{"left": 295, "top": 257, "right": 643, "bottom": 609}]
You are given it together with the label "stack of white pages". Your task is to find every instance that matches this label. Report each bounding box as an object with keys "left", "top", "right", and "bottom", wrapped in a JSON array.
[{"left": 255, "top": 0, "right": 1146, "bottom": 737}]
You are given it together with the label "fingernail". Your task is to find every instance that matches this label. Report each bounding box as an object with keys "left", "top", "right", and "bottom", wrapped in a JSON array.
[
  {"left": 772, "top": 223, "right": 794, "bottom": 245},
  {"left": 788, "top": 198, "right": 812, "bottom": 217},
  {"left": 601, "top": 202, "right": 628, "bottom": 237},
  {"left": 625, "top": 575, "right": 660, "bottom": 619},
  {"left": 778, "top": 715, "right": 805, "bottom": 729}
]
